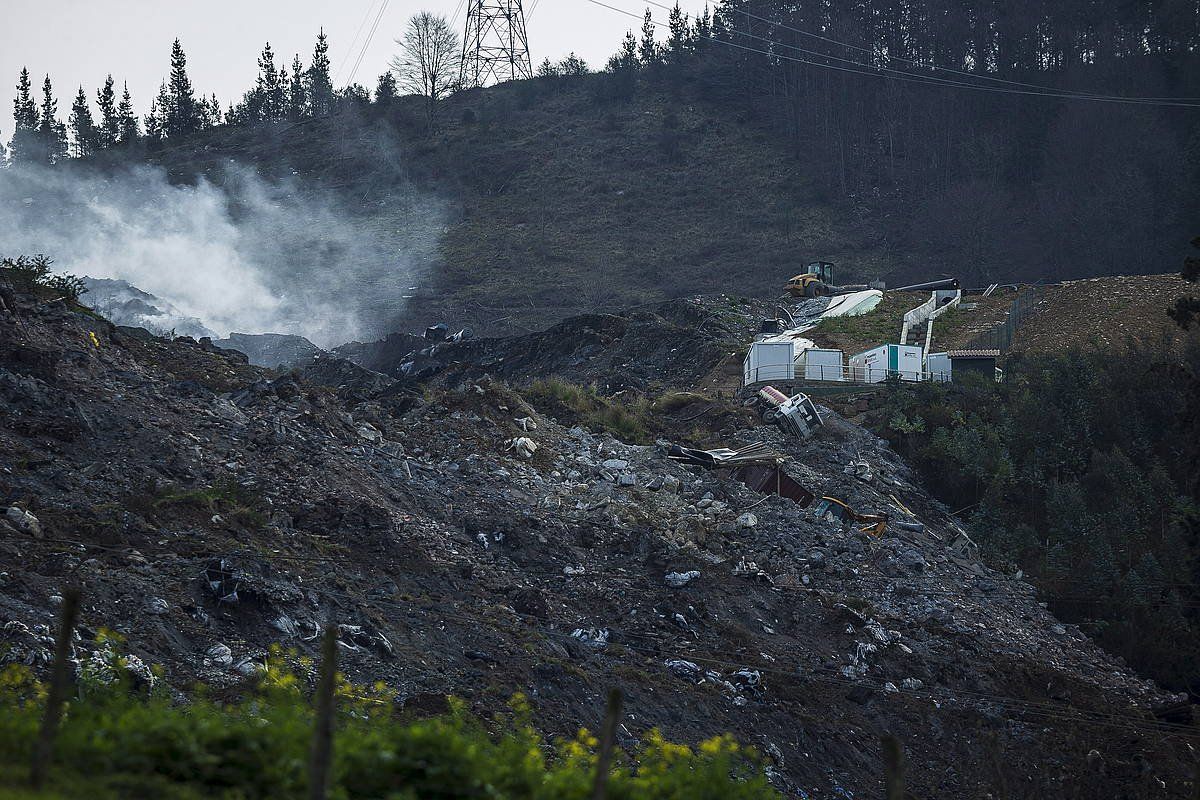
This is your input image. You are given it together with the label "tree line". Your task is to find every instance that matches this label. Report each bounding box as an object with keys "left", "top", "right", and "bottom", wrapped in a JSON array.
[
  {"left": 4, "top": 28, "right": 410, "bottom": 166},
  {"left": 585, "top": 0, "right": 1200, "bottom": 285}
]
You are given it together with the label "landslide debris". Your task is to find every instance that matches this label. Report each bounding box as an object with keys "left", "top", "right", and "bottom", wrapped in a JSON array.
[{"left": 0, "top": 287, "right": 1195, "bottom": 798}]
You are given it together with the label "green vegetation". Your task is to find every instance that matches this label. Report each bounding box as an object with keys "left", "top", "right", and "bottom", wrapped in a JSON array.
[
  {"left": 870, "top": 341, "right": 1200, "bottom": 692},
  {"left": 523, "top": 378, "right": 652, "bottom": 443},
  {"left": 126, "top": 478, "right": 266, "bottom": 530},
  {"left": 0, "top": 255, "right": 86, "bottom": 302},
  {"left": 0, "top": 658, "right": 778, "bottom": 800}
]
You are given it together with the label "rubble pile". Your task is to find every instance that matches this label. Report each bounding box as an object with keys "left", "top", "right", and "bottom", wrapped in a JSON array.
[{"left": 0, "top": 287, "right": 1194, "bottom": 797}]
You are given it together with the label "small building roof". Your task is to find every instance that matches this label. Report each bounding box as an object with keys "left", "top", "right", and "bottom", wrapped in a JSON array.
[{"left": 945, "top": 349, "right": 1001, "bottom": 359}]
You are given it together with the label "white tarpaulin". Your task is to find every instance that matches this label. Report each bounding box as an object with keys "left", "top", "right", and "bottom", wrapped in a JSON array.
[{"left": 820, "top": 289, "right": 883, "bottom": 319}]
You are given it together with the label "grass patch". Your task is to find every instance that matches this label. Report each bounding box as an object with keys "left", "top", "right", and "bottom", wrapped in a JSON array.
[
  {"left": 522, "top": 378, "right": 652, "bottom": 443},
  {"left": 141, "top": 479, "right": 266, "bottom": 527}
]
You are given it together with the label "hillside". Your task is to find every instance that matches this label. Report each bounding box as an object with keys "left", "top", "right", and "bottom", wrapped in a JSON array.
[
  {"left": 106, "top": 86, "right": 889, "bottom": 341},
  {"left": 3, "top": 281, "right": 1198, "bottom": 796}
]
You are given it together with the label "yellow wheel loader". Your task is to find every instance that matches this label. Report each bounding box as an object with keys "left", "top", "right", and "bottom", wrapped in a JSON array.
[{"left": 785, "top": 262, "right": 836, "bottom": 298}]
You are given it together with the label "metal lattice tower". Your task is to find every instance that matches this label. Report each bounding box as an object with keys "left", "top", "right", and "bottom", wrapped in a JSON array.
[{"left": 459, "top": 0, "right": 533, "bottom": 88}]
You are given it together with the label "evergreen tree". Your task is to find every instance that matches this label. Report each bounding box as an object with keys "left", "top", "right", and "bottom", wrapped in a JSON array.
[
  {"left": 69, "top": 86, "right": 99, "bottom": 158},
  {"left": 375, "top": 71, "right": 398, "bottom": 105},
  {"left": 639, "top": 9, "right": 660, "bottom": 65},
  {"left": 165, "top": 38, "right": 199, "bottom": 137},
  {"left": 1168, "top": 237, "right": 1200, "bottom": 329},
  {"left": 0, "top": 138, "right": 6, "bottom": 167},
  {"left": 146, "top": 81, "right": 171, "bottom": 141},
  {"left": 694, "top": 5, "right": 711, "bottom": 51},
  {"left": 607, "top": 31, "right": 639, "bottom": 72},
  {"left": 559, "top": 53, "right": 589, "bottom": 76},
  {"left": 96, "top": 75, "right": 119, "bottom": 149},
  {"left": 537, "top": 58, "right": 560, "bottom": 78},
  {"left": 666, "top": 3, "right": 690, "bottom": 63},
  {"left": 256, "top": 42, "right": 285, "bottom": 123},
  {"left": 288, "top": 54, "right": 307, "bottom": 119},
  {"left": 308, "top": 29, "right": 334, "bottom": 117},
  {"left": 117, "top": 82, "right": 140, "bottom": 144},
  {"left": 9, "top": 67, "right": 40, "bottom": 165},
  {"left": 38, "top": 75, "right": 68, "bottom": 164}
]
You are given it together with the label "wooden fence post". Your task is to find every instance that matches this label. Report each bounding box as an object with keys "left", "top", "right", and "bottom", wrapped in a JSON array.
[
  {"left": 308, "top": 624, "right": 338, "bottom": 800},
  {"left": 590, "top": 688, "right": 624, "bottom": 800},
  {"left": 30, "top": 587, "right": 81, "bottom": 790},
  {"left": 881, "top": 733, "right": 906, "bottom": 800}
]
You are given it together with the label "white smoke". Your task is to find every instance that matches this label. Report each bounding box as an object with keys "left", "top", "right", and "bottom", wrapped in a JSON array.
[{"left": 0, "top": 162, "right": 446, "bottom": 347}]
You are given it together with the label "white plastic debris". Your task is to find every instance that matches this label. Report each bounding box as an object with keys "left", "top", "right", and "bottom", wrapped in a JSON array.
[
  {"left": 570, "top": 627, "right": 609, "bottom": 648},
  {"left": 507, "top": 437, "right": 538, "bottom": 459},
  {"left": 665, "top": 570, "right": 701, "bottom": 588}
]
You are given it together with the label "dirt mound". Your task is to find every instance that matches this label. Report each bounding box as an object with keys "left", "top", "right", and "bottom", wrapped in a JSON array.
[{"left": 1012, "top": 273, "right": 1191, "bottom": 355}]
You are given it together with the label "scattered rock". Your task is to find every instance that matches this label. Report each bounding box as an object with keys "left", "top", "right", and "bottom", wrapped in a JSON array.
[{"left": 5, "top": 507, "right": 41, "bottom": 538}]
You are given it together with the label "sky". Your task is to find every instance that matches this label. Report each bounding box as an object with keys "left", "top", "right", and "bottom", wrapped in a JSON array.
[{"left": 0, "top": 0, "right": 709, "bottom": 146}]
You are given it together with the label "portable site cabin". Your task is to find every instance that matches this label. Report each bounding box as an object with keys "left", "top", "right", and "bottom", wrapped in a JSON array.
[
  {"left": 797, "top": 348, "right": 844, "bottom": 381},
  {"left": 849, "top": 344, "right": 924, "bottom": 383},
  {"left": 924, "top": 349, "right": 1000, "bottom": 382},
  {"left": 925, "top": 352, "right": 952, "bottom": 382},
  {"left": 743, "top": 340, "right": 796, "bottom": 384}
]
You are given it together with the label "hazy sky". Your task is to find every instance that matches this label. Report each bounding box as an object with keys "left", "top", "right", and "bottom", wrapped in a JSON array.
[{"left": 1, "top": 0, "right": 707, "bottom": 145}]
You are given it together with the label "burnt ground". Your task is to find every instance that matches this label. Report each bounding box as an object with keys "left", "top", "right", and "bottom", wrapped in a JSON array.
[{"left": 1, "top": 287, "right": 1198, "bottom": 798}]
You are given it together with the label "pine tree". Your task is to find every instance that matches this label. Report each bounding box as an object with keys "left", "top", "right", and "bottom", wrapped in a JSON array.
[
  {"left": 639, "top": 10, "right": 660, "bottom": 65},
  {"left": 165, "top": 38, "right": 199, "bottom": 137},
  {"left": 537, "top": 58, "right": 560, "bottom": 78},
  {"left": 146, "top": 81, "right": 171, "bottom": 141},
  {"left": 69, "top": 86, "right": 99, "bottom": 158},
  {"left": 38, "top": 75, "right": 68, "bottom": 164},
  {"left": 694, "top": 5, "right": 711, "bottom": 51},
  {"left": 9, "top": 67, "right": 40, "bottom": 165},
  {"left": 666, "top": 3, "right": 690, "bottom": 63},
  {"left": 375, "top": 71, "right": 398, "bottom": 105},
  {"left": 256, "top": 42, "right": 285, "bottom": 123},
  {"left": 604, "top": 31, "right": 640, "bottom": 100},
  {"left": 117, "top": 82, "right": 140, "bottom": 143},
  {"left": 288, "top": 54, "right": 307, "bottom": 119},
  {"left": 208, "top": 92, "right": 221, "bottom": 127},
  {"left": 559, "top": 53, "right": 589, "bottom": 76},
  {"left": 96, "top": 75, "right": 119, "bottom": 149},
  {"left": 308, "top": 29, "right": 334, "bottom": 117}
]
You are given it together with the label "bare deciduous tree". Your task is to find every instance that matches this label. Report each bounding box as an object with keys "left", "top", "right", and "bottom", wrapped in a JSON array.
[{"left": 389, "top": 12, "right": 459, "bottom": 127}]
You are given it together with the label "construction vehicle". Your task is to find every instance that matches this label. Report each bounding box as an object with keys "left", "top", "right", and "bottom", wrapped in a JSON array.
[
  {"left": 784, "top": 262, "right": 872, "bottom": 298},
  {"left": 785, "top": 262, "right": 836, "bottom": 298},
  {"left": 812, "top": 496, "right": 889, "bottom": 537}
]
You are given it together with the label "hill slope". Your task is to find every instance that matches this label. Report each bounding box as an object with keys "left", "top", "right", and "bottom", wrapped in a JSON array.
[{"left": 2, "top": 284, "right": 1197, "bottom": 796}]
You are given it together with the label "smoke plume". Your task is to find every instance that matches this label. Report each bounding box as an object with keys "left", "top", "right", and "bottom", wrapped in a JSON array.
[{"left": 0, "top": 162, "right": 447, "bottom": 347}]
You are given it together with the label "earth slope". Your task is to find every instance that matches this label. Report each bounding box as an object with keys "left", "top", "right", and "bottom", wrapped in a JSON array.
[{"left": 0, "top": 287, "right": 1195, "bottom": 796}]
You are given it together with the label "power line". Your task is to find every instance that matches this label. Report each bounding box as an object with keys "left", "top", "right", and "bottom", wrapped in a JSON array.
[
  {"left": 708, "top": 0, "right": 1200, "bottom": 103},
  {"left": 639, "top": 0, "right": 1182, "bottom": 104},
  {"left": 335, "top": 0, "right": 384, "bottom": 84},
  {"left": 581, "top": 0, "right": 1200, "bottom": 108},
  {"left": 346, "top": 0, "right": 392, "bottom": 88}
]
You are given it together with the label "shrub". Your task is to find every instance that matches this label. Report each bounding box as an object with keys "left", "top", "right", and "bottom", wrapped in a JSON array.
[
  {"left": 0, "top": 255, "right": 86, "bottom": 301},
  {"left": 0, "top": 664, "right": 780, "bottom": 799}
]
